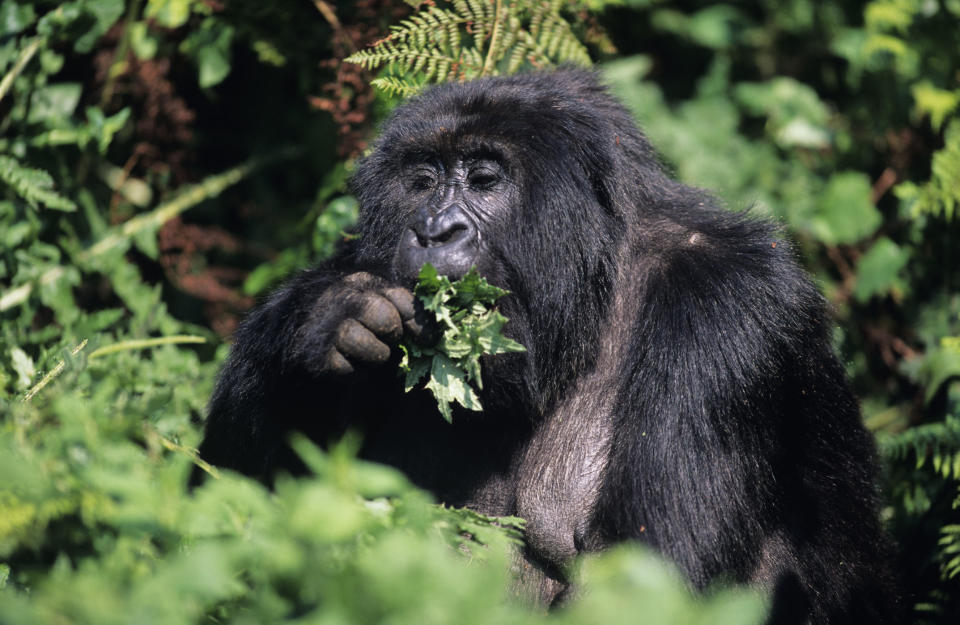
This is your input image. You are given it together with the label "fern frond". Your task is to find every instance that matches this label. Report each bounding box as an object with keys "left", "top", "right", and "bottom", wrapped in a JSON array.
[
  {"left": 370, "top": 76, "right": 424, "bottom": 98},
  {"left": 881, "top": 415, "right": 960, "bottom": 479},
  {"left": 897, "top": 118, "right": 960, "bottom": 220},
  {"left": 941, "top": 517, "right": 960, "bottom": 579},
  {"left": 0, "top": 155, "right": 77, "bottom": 212},
  {"left": 345, "top": 0, "right": 592, "bottom": 97}
]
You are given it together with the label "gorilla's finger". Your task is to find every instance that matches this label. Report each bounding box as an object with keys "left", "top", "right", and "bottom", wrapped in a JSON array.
[
  {"left": 324, "top": 349, "right": 354, "bottom": 375},
  {"left": 382, "top": 287, "right": 416, "bottom": 321},
  {"left": 356, "top": 292, "right": 403, "bottom": 340},
  {"left": 337, "top": 318, "right": 391, "bottom": 363},
  {"left": 343, "top": 271, "right": 378, "bottom": 286},
  {"left": 382, "top": 286, "right": 436, "bottom": 343}
]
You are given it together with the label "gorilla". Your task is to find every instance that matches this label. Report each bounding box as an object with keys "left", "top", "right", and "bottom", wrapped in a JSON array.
[{"left": 198, "top": 69, "right": 899, "bottom": 624}]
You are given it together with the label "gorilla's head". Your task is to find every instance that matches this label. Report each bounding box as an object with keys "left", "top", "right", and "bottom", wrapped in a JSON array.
[
  {"left": 350, "top": 70, "right": 669, "bottom": 410},
  {"left": 351, "top": 70, "right": 666, "bottom": 287}
]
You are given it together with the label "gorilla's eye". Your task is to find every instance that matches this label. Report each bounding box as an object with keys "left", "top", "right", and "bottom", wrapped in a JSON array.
[
  {"left": 410, "top": 172, "right": 437, "bottom": 191},
  {"left": 468, "top": 170, "right": 499, "bottom": 190}
]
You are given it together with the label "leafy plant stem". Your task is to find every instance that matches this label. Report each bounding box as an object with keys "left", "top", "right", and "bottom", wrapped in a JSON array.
[
  {"left": 22, "top": 340, "right": 88, "bottom": 403},
  {"left": 88, "top": 335, "right": 207, "bottom": 360},
  {"left": 0, "top": 37, "right": 44, "bottom": 105},
  {"left": 100, "top": 0, "right": 144, "bottom": 107},
  {"left": 156, "top": 432, "right": 221, "bottom": 479}
]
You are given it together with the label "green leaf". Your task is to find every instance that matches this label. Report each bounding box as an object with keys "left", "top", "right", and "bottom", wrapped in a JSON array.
[
  {"left": 425, "top": 353, "right": 483, "bottom": 422},
  {"left": 853, "top": 237, "right": 909, "bottom": 302},
  {"left": 734, "top": 78, "right": 831, "bottom": 148},
  {"left": 896, "top": 119, "right": 960, "bottom": 220},
  {"left": 0, "top": 0, "right": 36, "bottom": 36},
  {"left": 181, "top": 18, "right": 234, "bottom": 88},
  {"left": 129, "top": 21, "right": 159, "bottom": 60},
  {"left": 145, "top": 0, "right": 193, "bottom": 29},
  {"left": 10, "top": 345, "right": 35, "bottom": 388},
  {"left": 38, "top": 0, "right": 125, "bottom": 53},
  {"left": 84, "top": 106, "right": 131, "bottom": 154},
  {"left": 314, "top": 195, "right": 358, "bottom": 260},
  {"left": 810, "top": 172, "right": 881, "bottom": 245},
  {"left": 400, "top": 265, "right": 524, "bottom": 421},
  {"left": 27, "top": 83, "right": 82, "bottom": 124},
  {"left": 0, "top": 155, "right": 77, "bottom": 211},
  {"left": 912, "top": 82, "right": 960, "bottom": 131}
]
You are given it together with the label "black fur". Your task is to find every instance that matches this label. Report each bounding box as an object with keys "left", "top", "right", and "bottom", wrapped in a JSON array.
[{"left": 198, "top": 69, "right": 899, "bottom": 623}]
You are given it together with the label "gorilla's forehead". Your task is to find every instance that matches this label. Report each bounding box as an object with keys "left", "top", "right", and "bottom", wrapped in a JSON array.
[
  {"left": 383, "top": 108, "right": 529, "bottom": 161},
  {"left": 391, "top": 129, "right": 513, "bottom": 168},
  {"left": 377, "top": 73, "right": 597, "bottom": 159}
]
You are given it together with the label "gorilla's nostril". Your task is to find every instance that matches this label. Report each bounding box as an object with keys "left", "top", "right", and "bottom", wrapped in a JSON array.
[
  {"left": 428, "top": 223, "right": 468, "bottom": 247},
  {"left": 413, "top": 228, "right": 429, "bottom": 248}
]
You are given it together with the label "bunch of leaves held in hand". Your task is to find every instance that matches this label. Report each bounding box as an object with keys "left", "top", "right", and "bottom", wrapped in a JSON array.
[{"left": 399, "top": 264, "right": 525, "bottom": 422}]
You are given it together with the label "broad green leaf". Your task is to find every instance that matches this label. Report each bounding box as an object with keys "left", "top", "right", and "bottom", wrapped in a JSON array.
[
  {"left": 181, "top": 18, "right": 234, "bottom": 88},
  {"left": 853, "top": 237, "right": 909, "bottom": 302},
  {"left": 129, "top": 21, "right": 159, "bottom": 60},
  {"left": 810, "top": 172, "right": 881, "bottom": 245},
  {"left": 145, "top": 0, "right": 193, "bottom": 29},
  {"left": 27, "top": 83, "right": 82, "bottom": 124},
  {"left": 0, "top": 0, "right": 36, "bottom": 36}
]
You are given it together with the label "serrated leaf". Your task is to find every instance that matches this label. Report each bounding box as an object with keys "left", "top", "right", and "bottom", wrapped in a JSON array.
[
  {"left": 475, "top": 311, "right": 526, "bottom": 355},
  {"left": 400, "top": 264, "right": 524, "bottom": 421},
  {"left": 425, "top": 353, "right": 483, "bottom": 422},
  {"left": 0, "top": 155, "right": 76, "bottom": 211}
]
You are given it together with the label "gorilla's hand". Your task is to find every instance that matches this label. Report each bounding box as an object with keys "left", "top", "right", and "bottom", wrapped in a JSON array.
[{"left": 300, "top": 272, "right": 425, "bottom": 376}]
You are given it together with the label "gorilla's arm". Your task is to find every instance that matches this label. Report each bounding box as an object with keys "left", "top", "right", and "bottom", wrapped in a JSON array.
[
  {"left": 197, "top": 268, "right": 418, "bottom": 479},
  {"left": 597, "top": 210, "right": 888, "bottom": 621}
]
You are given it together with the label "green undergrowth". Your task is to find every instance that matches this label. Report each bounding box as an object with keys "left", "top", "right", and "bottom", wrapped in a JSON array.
[{"left": 0, "top": 347, "right": 766, "bottom": 624}]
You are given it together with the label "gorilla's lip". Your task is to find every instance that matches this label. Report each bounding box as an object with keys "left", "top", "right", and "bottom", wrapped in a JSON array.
[{"left": 395, "top": 228, "right": 479, "bottom": 283}]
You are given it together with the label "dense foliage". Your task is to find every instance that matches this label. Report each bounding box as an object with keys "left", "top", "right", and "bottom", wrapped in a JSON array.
[{"left": 0, "top": 0, "right": 957, "bottom": 623}]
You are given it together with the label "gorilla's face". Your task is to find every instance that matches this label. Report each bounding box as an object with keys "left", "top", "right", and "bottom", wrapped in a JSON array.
[{"left": 393, "top": 154, "right": 517, "bottom": 282}]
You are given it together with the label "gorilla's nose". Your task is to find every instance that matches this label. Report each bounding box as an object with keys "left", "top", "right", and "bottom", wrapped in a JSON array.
[
  {"left": 397, "top": 204, "right": 479, "bottom": 282},
  {"left": 413, "top": 205, "right": 475, "bottom": 248}
]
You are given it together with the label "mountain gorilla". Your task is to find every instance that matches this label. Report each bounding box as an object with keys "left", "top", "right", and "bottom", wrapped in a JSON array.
[{"left": 198, "top": 70, "right": 898, "bottom": 624}]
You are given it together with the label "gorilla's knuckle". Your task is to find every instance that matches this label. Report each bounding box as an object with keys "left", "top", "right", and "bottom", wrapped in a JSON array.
[
  {"left": 343, "top": 271, "right": 379, "bottom": 286},
  {"left": 357, "top": 294, "right": 402, "bottom": 339},
  {"left": 323, "top": 349, "right": 354, "bottom": 375},
  {"left": 381, "top": 287, "right": 416, "bottom": 321},
  {"left": 337, "top": 318, "right": 390, "bottom": 363}
]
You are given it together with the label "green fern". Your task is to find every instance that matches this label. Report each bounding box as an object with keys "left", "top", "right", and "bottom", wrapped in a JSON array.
[
  {"left": 882, "top": 416, "right": 960, "bottom": 582},
  {"left": 345, "top": 0, "right": 591, "bottom": 97},
  {"left": 881, "top": 415, "right": 960, "bottom": 479},
  {"left": 0, "top": 155, "right": 76, "bottom": 212}
]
